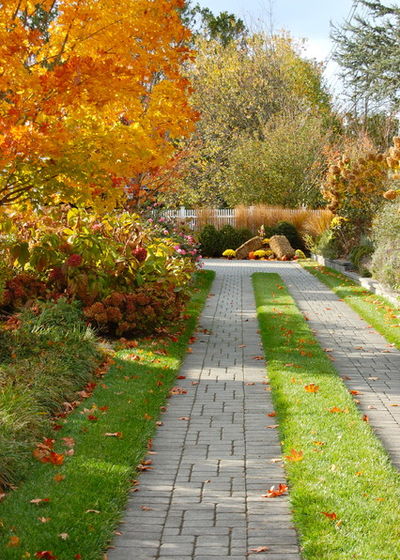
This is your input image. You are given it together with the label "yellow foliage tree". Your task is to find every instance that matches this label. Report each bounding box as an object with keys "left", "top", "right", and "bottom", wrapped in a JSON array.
[{"left": 0, "top": 0, "right": 197, "bottom": 209}]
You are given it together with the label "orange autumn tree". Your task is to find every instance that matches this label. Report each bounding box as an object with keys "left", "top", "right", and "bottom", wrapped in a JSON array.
[{"left": 0, "top": 0, "right": 197, "bottom": 210}]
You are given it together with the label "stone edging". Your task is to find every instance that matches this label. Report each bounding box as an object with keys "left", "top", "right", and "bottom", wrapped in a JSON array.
[{"left": 311, "top": 253, "right": 400, "bottom": 308}]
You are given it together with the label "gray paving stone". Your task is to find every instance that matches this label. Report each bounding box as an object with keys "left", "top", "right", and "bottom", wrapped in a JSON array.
[{"left": 108, "top": 261, "right": 304, "bottom": 560}]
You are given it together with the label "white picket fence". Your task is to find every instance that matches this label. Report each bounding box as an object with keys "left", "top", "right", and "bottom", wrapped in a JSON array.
[{"left": 163, "top": 207, "right": 236, "bottom": 230}]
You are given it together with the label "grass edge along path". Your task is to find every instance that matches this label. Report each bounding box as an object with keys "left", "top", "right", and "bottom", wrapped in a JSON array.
[
  {"left": 253, "top": 272, "right": 400, "bottom": 560},
  {"left": 0, "top": 269, "right": 215, "bottom": 560},
  {"left": 301, "top": 260, "right": 400, "bottom": 348}
]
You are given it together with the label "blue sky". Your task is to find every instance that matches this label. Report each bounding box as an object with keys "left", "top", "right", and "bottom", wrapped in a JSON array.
[{"left": 195, "top": 0, "right": 356, "bottom": 94}]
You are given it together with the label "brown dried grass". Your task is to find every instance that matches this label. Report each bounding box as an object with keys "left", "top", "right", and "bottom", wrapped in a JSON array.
[
  {"left": 192, "top": 205, "right": 332, "bottom": 237},
  {"left": 196, "top": 207, "right": 214, "bottom": 230},
  {"left": 234, "top": 205, "right": 331, "bottom": 236}
]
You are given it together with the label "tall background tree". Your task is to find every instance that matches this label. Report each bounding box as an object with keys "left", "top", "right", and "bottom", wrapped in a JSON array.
[
  {"left": 331, "top": 0, "right": 400, "bottom": 146},
  {"left": 164, "top": 27, "right": 335, "bottom": 208}
]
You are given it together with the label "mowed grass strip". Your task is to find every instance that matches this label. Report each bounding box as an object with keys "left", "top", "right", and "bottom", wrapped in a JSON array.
[
  {"left": 302, "top": 261, "right": 400, "bottom": 348},
  {"left": 0, "top": 269, "right": 215, "bottom": 560},
  {"left": 253, "top": 272, "right": 400, "bottom": 560}
]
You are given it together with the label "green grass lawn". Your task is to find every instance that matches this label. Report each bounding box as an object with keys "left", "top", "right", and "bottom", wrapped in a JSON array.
[
  {"left": 301, "top": 260, "right": 400, "bottom": 348},
  {"left": 0, "top": 269, "right": 214, "bottom": 560},
  {"left": 253, "top": 272, "right": 400, "bottom": 560}
]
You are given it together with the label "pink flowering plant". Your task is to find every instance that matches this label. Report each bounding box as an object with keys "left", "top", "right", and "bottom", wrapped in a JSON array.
[{"left": 0, "top": 206, "right": 198, "bottom": 333}]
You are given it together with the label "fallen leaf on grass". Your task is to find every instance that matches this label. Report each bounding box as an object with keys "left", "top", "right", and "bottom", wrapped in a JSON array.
[
  {"left": 53, "top": 474, "right": 65, "bottom": 483},
  {"left": 313, "top": 441, "right": 325, "bottom": 446},
  {"left": 329, "top": 407, "right": 348, "bottom": 414},
  {"left": 285, "top": 449, "right": 304, "bottom": 462},
  {"left": 7, "top": 536, "right": 20, "bottom": 547},
  {"left": 61, "top": 437, "right": 75, "bottom": 448},
  {"left": 104, "top": 432, "right": 122, "bottom": 438},
  {"left": 248, "top": 546, "right": 270, "bottom": 554},
  {"left": 321, "top": 512, "right": 337, "bottom": 520},
  {"left": 305, "top": 384, "right": 319, "bottom": 393},
  {"left": 143, "top": 413, "right": 153, "bottom": 421},
  {"left": 85, "top": 509, "right": 100, "bottom": 514},
  {"left": 33, "top": 448, "right": 64, "bottom": 466},
  {"left": 127, "top": 353, "right": 141, "bottom": 361},
  {"left": 87, "top": 415, "right": 98, "bottom": 422},
  {"left": 30, "top": 498, "right": 50, "bottom": 505},
  {"left": 35, "top": 552, "right": 57, "bottom": 560},
  {"left": 58, "top": 533, "right": 69, "bottom": 540},
  {"left": 38, "top": 517, "right": 51, "bottom": 523},
  {"left": 262, "top": 483, "right": 288, "bottom": 498}
]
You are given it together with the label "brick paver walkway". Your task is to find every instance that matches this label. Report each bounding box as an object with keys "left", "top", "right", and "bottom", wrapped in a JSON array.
[
  {"left": 109, "top": 262, "right": 302, "bottom": 560},
  {"left": 109, "top": 260, "right": 400, "bottom": 560}
]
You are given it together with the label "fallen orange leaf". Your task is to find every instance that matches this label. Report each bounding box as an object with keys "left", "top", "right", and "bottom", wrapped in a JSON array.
[
  {"left": 267, "top": 412, "right": 276, "bottom": 417},
  {"left": 7, "top": 536, "right": 20, "bottom": 547},
  {"left": 321, "top": 512, "right": 337, "bottom": 520},
  {"left": 285, "top": 449, "right": 304, "bottom": 462},
  {"left": 104, "top": 432, "right": 122, "bottom": 438},
  {"left": 262, "top": 483, "right": 288, "bottom": 498},
  {"left": 248, "top": 546, "right": 270, "bottom": 554},
  {"left": 305, "top": 384, "right": 319, "bottom": 393},
  {"left": 53, "top": 474, "right": 65, "bottom": 483}
]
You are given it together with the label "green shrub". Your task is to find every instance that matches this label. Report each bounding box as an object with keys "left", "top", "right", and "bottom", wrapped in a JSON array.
[
  {"left": 198, "top": 225, "right": 222, "bottom": 257},
  {"left": 237, "top": 228, "right": 253, "bottom": 245},
  {"left": 263, "top": 225, "right": 276, "bottom": 238},
  {"left": 314, "top": 229, "right": 341, "bottom": 259},
  {"left": 349, "top": 242, "right": 374, "bottom": 277},
  {"left": 371, "top": 200, "right": 400, "bottom": 290},
  {"left": 273, "top": 221, "right": 304, "bottom": 250}
]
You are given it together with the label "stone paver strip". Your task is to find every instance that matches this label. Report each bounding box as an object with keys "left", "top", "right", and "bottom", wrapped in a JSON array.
[
  {"left": 109, "top": 259, "right": 400, "bottom": 559},
  {"left": 206, "top": 260, "right": 400, "bottom": 471},
  {"left": 109, "top": 262, "right": 301, "bottom": 560}
]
